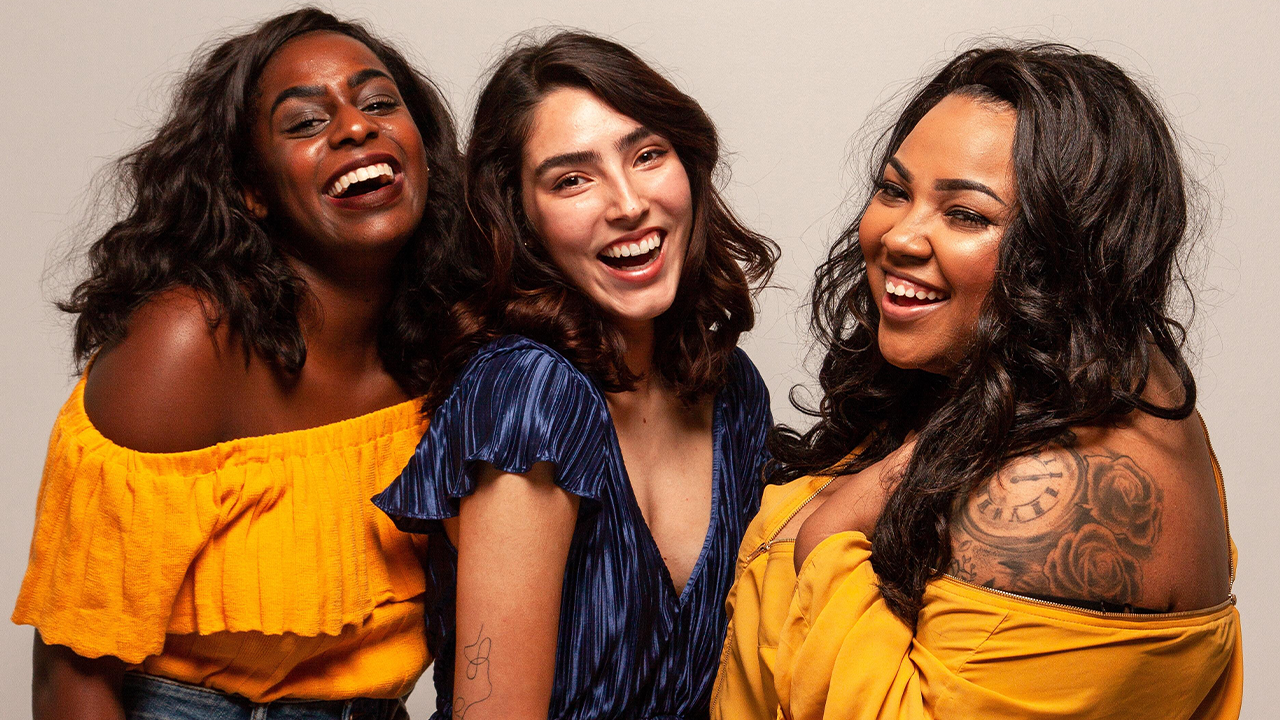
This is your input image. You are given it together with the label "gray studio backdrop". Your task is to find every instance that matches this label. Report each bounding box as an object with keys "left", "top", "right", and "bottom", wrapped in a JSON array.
[{"left": 3, "top": 1, "right": 1275, "bottom": 717}]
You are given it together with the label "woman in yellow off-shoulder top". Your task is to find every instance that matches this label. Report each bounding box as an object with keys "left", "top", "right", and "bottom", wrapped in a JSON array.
[
  {"left": 14, "top": 9, "right": 475, "bottom": 719},
  {"left": 712, "top": 44, "right": 1242, "bottom": 720}
]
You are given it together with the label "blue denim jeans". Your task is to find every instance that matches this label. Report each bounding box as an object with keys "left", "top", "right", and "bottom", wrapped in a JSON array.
[{"left": 121, "top": 673, "right": 410, "bottom": 720}]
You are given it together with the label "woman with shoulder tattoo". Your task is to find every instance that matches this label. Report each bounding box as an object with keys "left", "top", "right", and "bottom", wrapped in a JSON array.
[
  {"left": 14, "top": 8, "right": 472, "bottom": 719},
  {"left": 375, "top": 31, "right": 778, "bottom": 720},
  {"left": 712, "top": 43, "right": 1241, "bottom": 720}
]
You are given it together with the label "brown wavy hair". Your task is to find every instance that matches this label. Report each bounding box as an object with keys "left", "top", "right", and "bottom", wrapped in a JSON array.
[
  {"left": 459, "top": 31, "right": 778, "bottom": 403},
  {"left": 59, "top": 8, "right": 473, "bottom": 401},
  {"left": 769, "top": 44, "right": 1199, "bottom": 622}
]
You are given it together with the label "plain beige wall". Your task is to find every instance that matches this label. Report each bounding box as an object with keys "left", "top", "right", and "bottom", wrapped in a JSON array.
[{"left": 3, "top": 1, "right": 1275, "bottom": 716}]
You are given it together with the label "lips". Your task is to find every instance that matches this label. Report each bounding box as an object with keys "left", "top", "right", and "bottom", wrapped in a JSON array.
[
  {"left": 322, "top": 153, "right": 404, "bottom": 210},
  {"left": 598, "top": 229, "right": 665, "bottom": 271},
  {"left": 327, "top": 162, "right": 395, "bottom": 198},
  {"left": 879, "top": 272, "right": 949, "bottom": 319}
]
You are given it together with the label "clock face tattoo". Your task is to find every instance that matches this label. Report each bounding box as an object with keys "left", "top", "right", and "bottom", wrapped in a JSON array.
[{"left": 962, "top": 448, "right": 1086, "bottom": 545}]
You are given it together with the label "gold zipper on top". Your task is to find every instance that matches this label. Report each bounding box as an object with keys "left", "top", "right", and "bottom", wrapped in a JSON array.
[
  {"left": 711, "top": 474, "right": 841, "bottom": 717},
  {"left": 742, "top": 474, "right": 842, "bottom": 566}
]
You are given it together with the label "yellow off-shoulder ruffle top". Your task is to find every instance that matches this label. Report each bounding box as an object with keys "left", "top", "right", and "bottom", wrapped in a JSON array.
[
  {"left": 12, "top": 377, "right": 432, "bottom": 702},
  {"left": 712, "top": 446, "right": 1243, "bottom": 720}
]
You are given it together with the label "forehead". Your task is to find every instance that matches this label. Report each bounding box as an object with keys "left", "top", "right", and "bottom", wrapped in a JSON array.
[
  {"left": 896, "top": 93, "right": 1016, "bottom": 183},
  {"left": 523, "top": 87, "right": 641, "bottom": 161},
  {"left": 257, "top": 31, "right": 389, "bottom": 95}
]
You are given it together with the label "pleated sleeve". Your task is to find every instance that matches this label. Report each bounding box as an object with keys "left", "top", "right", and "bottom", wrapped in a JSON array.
[{"left": 374, "top": 336, "right": 612, "bottom": 533}]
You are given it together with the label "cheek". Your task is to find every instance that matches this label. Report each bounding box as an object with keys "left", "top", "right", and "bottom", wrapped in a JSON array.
[
  {"left": 858, "top": 205, "right": 891, "bottom": 263},
  {"left": 263, "top": 145, "right": 319, "bottom": 208},
  {"left": 528, "top": 196, "right": 600, "bottom": 268},
  {"left": 650, "top": 164, "right": 693, "bottom": 225},
  {"left": 942, "top": 238, "right": 1001, "bottom": 314}
]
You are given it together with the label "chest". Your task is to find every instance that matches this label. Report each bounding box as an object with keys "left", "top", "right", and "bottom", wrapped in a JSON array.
[
  {"left": 611, "top": 395, "right": 717, "bottom": 595},
  {"left": 222, "top": 359, "right": 409, "bottom": 439}
]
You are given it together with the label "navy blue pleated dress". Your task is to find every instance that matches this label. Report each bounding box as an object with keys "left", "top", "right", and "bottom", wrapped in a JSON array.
[{"left": 373, "top": 335, "right": 771, "bottom": 720}]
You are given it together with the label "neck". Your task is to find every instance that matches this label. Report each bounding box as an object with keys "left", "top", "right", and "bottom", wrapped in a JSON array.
[
  {"left": 616, "top": 318, "right": 655, "bottom": 379},
  {"left": 290, "top": 257, "right": 393, "bottom": 368}
]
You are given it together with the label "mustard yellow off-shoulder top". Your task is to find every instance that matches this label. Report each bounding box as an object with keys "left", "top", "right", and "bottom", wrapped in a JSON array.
[
  {"left": 712, "top": 444, "right": 1243, "bottom": 719},
  {"left": 12, "top": 377, "right": 432, "bottom": 702}
]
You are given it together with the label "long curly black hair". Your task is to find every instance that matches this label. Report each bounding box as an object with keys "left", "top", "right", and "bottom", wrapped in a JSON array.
[
  {"left": 459, "top": 31, "right": 778, "bottom": 404},
  {"left": 769, "top": 43, "right": 1199, "bottom": 622},
  {"left": 60, "top": 8, "right": 471, "bottom": 400}
]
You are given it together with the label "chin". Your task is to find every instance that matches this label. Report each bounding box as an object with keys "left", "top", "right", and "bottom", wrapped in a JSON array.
[{"left": 877, "top": 338, "right": 935, "bottom": 373}]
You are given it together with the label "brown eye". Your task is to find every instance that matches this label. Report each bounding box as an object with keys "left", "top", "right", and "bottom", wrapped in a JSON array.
[
  {"left": 553, "top": 174, "right": 586, "bottom": 191},
  {"left": 285, "top": 115, "right": 327, "bottom": 135},
  {"left": 362, "top": 95, "right": 400, "bottom": 114},
  {"left": 947, "top": 208, "right": 993, "bottom": 228},
  {"left": 875, "top": 180, "right": 908, "bottom": 201},
  {"left": 636, "top": 148, "right": 667, "bottom": 165}
]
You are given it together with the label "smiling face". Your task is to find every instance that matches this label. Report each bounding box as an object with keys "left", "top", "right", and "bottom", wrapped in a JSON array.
[
  {"left": 860, "top": 93, "right": 1017, "bottom": 374},
  {"left": 519, "top": 87, "right": 694, "bottom": 334},
  {"left": 249, "top": 31, "right": 430, "bottom": 275}
]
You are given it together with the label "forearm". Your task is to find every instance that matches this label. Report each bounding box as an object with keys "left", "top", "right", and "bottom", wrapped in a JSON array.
[{"left": 33, "top": 633, "right": 126, "bottom": 720}]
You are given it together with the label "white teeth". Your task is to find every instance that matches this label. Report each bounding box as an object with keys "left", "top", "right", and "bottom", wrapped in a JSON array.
[
  {"left": 885, "top": 278, "right": 946, "bottom": 301},
  {"left": 328, "top": 162, "right": 395, "bottom": 197},
  {"left": 602, "top": 232, "right": 664, "bottom": 259}
]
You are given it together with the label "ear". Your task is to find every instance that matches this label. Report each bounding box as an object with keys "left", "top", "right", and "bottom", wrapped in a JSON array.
[{"left": 242, "top": 186, "right": 269, "bottom": 220}]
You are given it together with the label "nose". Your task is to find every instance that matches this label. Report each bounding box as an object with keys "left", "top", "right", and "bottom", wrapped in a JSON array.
[
  {"left": 879, "top": 210, "right": 932, "bottom": 262},
  {"left": 329, "top": 104, "right": 378, "bottom": 148},
  {"left": 605, "top": 173, "right": 648, "bottom": 225}
]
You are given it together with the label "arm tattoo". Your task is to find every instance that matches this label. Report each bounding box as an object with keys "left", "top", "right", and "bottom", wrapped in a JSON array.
[
  {"left": 454, "top": 624, "right": 493, "bottom": 719},
  {"left": 949, "top": 447, "right": 1163, "bottom": 606}
]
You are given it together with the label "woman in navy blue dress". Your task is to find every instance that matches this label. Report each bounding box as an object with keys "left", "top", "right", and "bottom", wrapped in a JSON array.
[{"left": 375, "top": 32, "right": 778, "bottom": 720}]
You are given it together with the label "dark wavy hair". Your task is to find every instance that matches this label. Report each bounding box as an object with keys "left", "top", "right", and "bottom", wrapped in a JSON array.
[
  {"left": 460, "top": 31, "right": 778, "bottom": 402},
  {"left": 769, "top": 43, "right": 1198, "bottom": 621},
  {"left": 60, "top": 7, "right": 470, "bottom": 399}
]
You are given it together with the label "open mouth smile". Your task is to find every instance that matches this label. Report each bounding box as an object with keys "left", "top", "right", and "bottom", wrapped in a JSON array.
[
  {"left": 326, "top": 162, "right": 397, "bottom": 199},
  {"left": 884, "top": 275, "right": 949, "bottom": 308},
  {"left": 599, "top": 230, "right": 664, "bottom": 271}
]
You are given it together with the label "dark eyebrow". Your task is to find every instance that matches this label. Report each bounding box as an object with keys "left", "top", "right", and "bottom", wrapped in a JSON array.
[
  {"left": 270, "top": 85, "right": 324, "bottom": 115},
  {"left": 269, "top": 69, "right": 393, "bottom": 117},
  {"left": 348, "top": 68, "right": 393, "bottom": 88},
  {"left": 935, "top": 179, "right": 1007, "bottom": 206},
  {"left": 532, "top": 126, "right": 660, "bottom": 179},
  {"left": 534, "top": 150, "right": 601, "bottom": 179},
  {"left": 615, "top": 125, "right": 657, "bottom": 153},
  {"left": 887, "top": 157, "right": 913, "bottom": 183}
]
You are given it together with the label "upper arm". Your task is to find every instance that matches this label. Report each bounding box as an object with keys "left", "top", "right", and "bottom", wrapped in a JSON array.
[
  {"left": 949, "top": 432, "right": 1230, "bottom": 611},
  {"left": 32, "top": 633, "right": 124, "bottom": 720},
  {"left": 83, "top": 289, "right": 231, "bottom": 452},
  {"left": 453, "top": 461, "right": 579, "bottom": 720}
]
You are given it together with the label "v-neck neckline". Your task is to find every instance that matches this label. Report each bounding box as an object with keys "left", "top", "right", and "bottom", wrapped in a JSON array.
[{"left": 598, "top": 383, "right": 727, "bottom": 608}]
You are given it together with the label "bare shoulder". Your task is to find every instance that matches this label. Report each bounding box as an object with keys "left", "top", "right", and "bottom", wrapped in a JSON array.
[
  {"left": 83, "top": 288, "right": 236, "bottom": 452},
  {"left": 949, "top": 416, "right": 1231, "bottom": 611}
]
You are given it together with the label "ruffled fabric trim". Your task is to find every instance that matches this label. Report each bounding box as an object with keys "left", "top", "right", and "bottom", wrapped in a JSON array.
[
  {"left": 12, "top": 378, "right": 427, "bottom": 663},
  {"left": 374, "top": 336, "right": 612, "bottom": 533}
]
